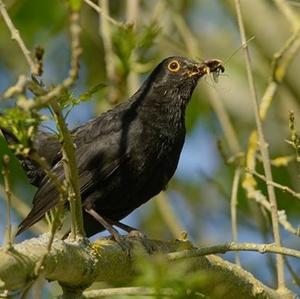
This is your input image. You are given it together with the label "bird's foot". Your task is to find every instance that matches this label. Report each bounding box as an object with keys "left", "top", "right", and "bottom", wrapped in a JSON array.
[
  {"left": 85, "top": 208, "right": 126, "bottom": 249},
  {"left": 107, "top": 234, "right": 132, "bottom": 253}
]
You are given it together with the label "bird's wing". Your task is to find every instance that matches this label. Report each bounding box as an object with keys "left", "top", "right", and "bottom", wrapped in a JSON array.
[
  {"left": 16, "top": 113, "right": 133, "bottom": 235},
  {"left": 25, "top": 132, "right": 61, "bottom": 186},
  {"left": 0, "top": 126, "right": 61, "bottom": 186},
  {"left": 33, "top": 132, "right": 61, "bottom": 166}
]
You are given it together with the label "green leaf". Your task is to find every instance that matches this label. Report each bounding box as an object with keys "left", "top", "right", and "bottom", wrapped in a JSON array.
[
  {"left": 0, "top": 108, "right": 45, "bottom": 147},
  {"left": 79, "top": 83, "right": 107, "bottom": 102},
  {"left": 137, "top": 22, "right": 161, "bottom": 50},
  {"left": 112, "top": 24, "right": 136, "bottom": 76}
]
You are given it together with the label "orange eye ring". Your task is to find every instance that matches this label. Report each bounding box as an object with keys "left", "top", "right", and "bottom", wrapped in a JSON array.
[{"left": 167, "top": 60, "right": 180, "bottom": 72}]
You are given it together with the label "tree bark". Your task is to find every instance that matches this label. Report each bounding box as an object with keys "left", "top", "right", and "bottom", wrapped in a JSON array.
[{"left": 0, "top": 234, "right": 295, "bottom": 299}]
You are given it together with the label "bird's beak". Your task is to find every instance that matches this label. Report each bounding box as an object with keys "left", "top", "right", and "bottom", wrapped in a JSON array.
[{"left": 187, "top": 59, "right": 225, "bottom": 78}]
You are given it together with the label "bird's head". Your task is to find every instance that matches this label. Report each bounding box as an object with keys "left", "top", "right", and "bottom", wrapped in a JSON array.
[{"left": 145, "top": 56, "right": 225, "bottom": 105}]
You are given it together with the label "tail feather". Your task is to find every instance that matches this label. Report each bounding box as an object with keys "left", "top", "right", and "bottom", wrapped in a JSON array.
[{"left": 16, "top": 197, "right": 58, "bottom": 235}]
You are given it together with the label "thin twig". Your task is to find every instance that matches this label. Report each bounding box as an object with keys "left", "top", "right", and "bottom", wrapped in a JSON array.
[
  {"left": 0, "top": 186, "right": 48, "bottom": 234},
  {"left": 83, "top": 0, "right": 122, "bottom": 27},
  {"left": 235, "top": 0, "right": 285, "bottom": 289},
  {"left": 230, "top": 167, "right": 241, "bottom": 265},
  {"left": 19, "top": 209, "right": 65, "bottom": 298},
  {"left": 18, "top": 11, "right": 82, "bottom": 110},
  {"left": 168, "top": 242, "right": 300, "bottom": 260},
  {"left": 242, "top": 12, "right": 300, "bottom": 236},
  {"left": 51, "top": 100, "right": 84, "bottom": 239},
  {"left": 30, "top": 152, "right": 66, "bottom": 196},
  {"left": 244, "top": 183, "right": 300, "bottom": 236},
  {"left": 22, "top": 10, "right": 85, "bottom": 239},
  {"left": 247, "top": 168, "right": 300, "bottom": 200},
  {"left": 126, "top": 0, "right": 140, "bottom": 95},
  {"left": 260, "top": 25, "right": 300, "bottom": 119},
  {"left": 287, "top": 110, "right": 300, "bottom": 177},
  {"left": 285, "top": 257, "right": 300, "bottom": 289},
  {"left": 2, "top": 155, "right": 13, "bottom": 249},
  {"left": 99, "top": 0, "right": 119, "bottom": 103},
  {"left": 0, "top": 0, "right": 39, "bottom": 76},
  {"left": 1, "top": 75, "right": 27, "bottom": 100},
  {"left": 274, "top": 0, "right": 300, "bottom": 29},
  {"left": 155, "top": 193, "right": 185, "bottom": 239}
]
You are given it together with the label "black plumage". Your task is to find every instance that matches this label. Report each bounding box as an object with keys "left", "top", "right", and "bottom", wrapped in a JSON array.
[{"left": 1, "top": 56, "right": 224, "bottom": 237}]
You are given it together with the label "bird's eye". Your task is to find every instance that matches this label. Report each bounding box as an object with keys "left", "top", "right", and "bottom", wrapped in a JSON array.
[{"left": 167, "top": 60, "right": 180, "bottom": 72}]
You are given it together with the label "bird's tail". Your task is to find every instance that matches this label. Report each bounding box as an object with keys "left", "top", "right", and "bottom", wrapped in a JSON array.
[
  {"left": 16, "top": 210, "right": 45, "bottom": 236},
  {"left": 16, "top": 197, "right": 57, "bottom": 235}
]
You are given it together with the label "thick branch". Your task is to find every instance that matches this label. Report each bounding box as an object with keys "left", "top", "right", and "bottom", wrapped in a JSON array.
[{"left": 0, "top": 236, "right": 296, "bottom": 299}]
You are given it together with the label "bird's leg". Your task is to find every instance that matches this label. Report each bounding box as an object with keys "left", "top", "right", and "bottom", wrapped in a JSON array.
[
  {"left": 85, "top": 208, "right": 123, "bottom": 243},
  {"left": 104, "top": 218, "right": 137, "bottom": 233},
  {"left": 104, "top": 217, "right": 146, "bottom": 239}
]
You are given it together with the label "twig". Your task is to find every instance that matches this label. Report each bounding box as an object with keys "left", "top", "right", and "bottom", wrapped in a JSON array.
[
  {"left": 2, "top": 155, "right": 13, "bottom": 249},
  {"left": 244, "top": 184, "right": 300, "bottom": 236},
  {"left": 287, "top": 111, "right": 300, "bottom": 176},
  {"left": 242, "top": 13, "right": 300, "bottom": 228},
  {"left": 155, "top": 193, "right": 185, "bottom": 238},
  {"left": 30, "top": 152, "right": 66, "bottom": 196},
  {"left": 98, "top": 0, "right": 119, "bottom": 103},
  {"left": 274, "top": 0, "right": 300, "bottom": 29},
  {"left": 260, "top": 26, "right": 300, "bottom": 120},
  {"left": 247, "top": 168, "right": 300, "bottom": 200},
  {"left": 168, "top": 242, "right": 300, "bottom": 260},
  {"left": 1, "top": 75, "right": 27, "bottom": 100},
  {"left": 0, "top": 0, "right": 39, "bottom": 76},
  {"left": 235, "top": 0, "right": 285, "bottom": 289},
  {"left": 230, "top": 167, "right": 241, "bottom": 265},
  {"left": 31, "top": 197, "right": 65, "bottom": 279},
  {"left": 0, "top": 186, "right": 48, "bottom": 234},
  {"left": 126, "top": 0, "right": 140, "bottom": 95},
  {"left": 21, "top": 10, "right": 85, "bottom": 239},
  {"left": 83, "top": 0, "right": 122, "bottom": 27},
  {"left": 51, "top": 100, "right": 84, "bottom": 239},
  {"left": 285, "top": 257, "right": 300, "bottom": 289},
  {"left": 18, "top": 11, "right": 82, "bottom": 110}
]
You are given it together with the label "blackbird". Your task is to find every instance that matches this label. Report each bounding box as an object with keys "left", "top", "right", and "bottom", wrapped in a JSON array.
[{"left": 1, "top": 56, "right": 224, "bottom": 237}]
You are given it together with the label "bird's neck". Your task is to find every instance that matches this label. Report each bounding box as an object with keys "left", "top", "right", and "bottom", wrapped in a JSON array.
[{"left": 138, "top": 87, "right": 190, "bottom": 132}]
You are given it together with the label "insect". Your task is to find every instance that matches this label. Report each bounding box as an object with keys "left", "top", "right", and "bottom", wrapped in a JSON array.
[
  {"left": 203, "top": 59, "right": 225, "bottom": 83},
  {"left": 197, "top": 36, "right": 255, "bottom": 84}
]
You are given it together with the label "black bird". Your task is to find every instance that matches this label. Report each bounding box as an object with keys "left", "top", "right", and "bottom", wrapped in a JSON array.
[{"left": 1, "top": 56, "right": 224, "bottom": 237}]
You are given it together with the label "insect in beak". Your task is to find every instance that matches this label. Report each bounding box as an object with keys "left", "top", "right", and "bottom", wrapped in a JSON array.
[
  {"left": 203, "top": 59, "right": 225, "bottom": 82},
  {"left": 188, "top": 59, "right": 225, "bottom": 79}
]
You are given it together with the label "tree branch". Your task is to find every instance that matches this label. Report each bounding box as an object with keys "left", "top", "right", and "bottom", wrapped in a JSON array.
[{"left": 0, "top": 236, "right": 297, "bottom": 299}]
